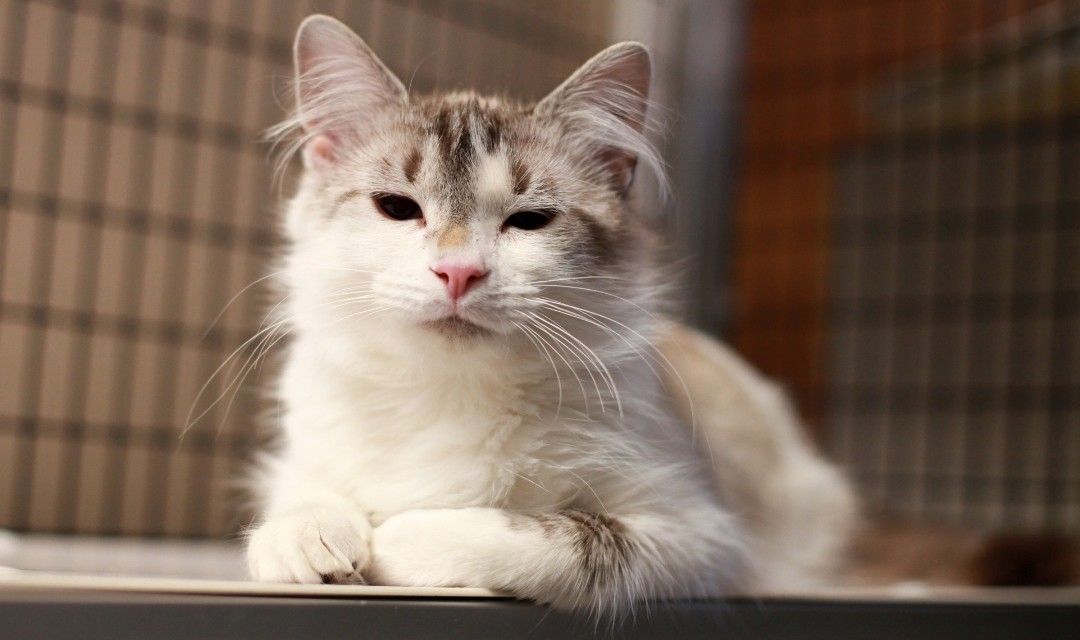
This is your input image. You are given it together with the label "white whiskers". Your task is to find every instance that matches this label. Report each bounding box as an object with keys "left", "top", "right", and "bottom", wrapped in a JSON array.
[{"left": 183, "top": 276, "right": 388, "bottom": 442}]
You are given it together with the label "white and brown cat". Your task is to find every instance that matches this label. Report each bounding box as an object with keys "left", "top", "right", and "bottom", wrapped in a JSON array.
[{"left": 245, "top": 14, "right": 857, "bottom": 613}]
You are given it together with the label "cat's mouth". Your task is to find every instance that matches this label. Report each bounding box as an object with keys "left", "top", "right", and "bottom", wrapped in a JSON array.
[{"left": 423, "top": 316, "right": 492, "bottom": 339}]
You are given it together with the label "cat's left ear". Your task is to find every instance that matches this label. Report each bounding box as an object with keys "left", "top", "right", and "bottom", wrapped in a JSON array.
[
  {"left": 293, "top": 15, "right": 407, "bottom": 171},
  {"left": 535, "top": 42, "right": 654, "bottom": 195}
]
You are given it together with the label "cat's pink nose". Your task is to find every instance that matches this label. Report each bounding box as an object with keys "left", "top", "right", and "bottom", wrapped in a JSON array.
[{"left": 432, "top": 263, "right": 488, "bottom": 301}]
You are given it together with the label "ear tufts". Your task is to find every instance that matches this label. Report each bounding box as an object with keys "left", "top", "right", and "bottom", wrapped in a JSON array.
[
  {"left": 268, "top": 15, "right": 407, "bottom": 175},
  {"left": 535, "top": 42, "right": 665, "bottom": 197},
  {"left": 294, "top": 15, "right": 406, "bottom": 133}
]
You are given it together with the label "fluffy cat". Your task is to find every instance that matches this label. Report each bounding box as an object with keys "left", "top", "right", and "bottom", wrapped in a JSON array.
[{"left": 245, "top": 14, "right": 856, "bottom": 613}]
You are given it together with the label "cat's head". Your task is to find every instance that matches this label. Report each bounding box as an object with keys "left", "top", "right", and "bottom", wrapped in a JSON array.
[{"left": 277, "top": 16, "right": 664, "bottom": 353}]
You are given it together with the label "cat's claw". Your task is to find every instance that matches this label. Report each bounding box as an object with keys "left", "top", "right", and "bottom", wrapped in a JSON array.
[{"left": 246, "top": 507, "right": 371, "bottom": 584}]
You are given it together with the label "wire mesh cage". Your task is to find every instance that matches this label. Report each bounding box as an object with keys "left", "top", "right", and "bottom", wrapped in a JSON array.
[
  {"left": 734, "top": 0, "right": 1079, "bottom": 531},
  {"left": 1, "top": 0, "right": 293, "bottom": 537}
]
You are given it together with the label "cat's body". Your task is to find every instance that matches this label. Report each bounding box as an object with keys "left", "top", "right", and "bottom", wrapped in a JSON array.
[{"left": 246, "top": 15, "right": 856, "bottom": 613}]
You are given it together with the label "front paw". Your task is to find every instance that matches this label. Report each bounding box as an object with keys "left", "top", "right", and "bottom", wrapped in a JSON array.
[
  {"left": 247, "top": 506, "right": 371, "bottom": 584},
  {"left": 367, "top": 508, "right": 505, "bottom": 588}
]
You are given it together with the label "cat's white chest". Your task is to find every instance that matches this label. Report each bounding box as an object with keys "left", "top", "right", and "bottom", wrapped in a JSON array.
[
  {"left": 281, "top": 343, "right": 571, "bottom": 517},
  {"left": 345, "top": 415, "right": 524, "bottom": 517}
]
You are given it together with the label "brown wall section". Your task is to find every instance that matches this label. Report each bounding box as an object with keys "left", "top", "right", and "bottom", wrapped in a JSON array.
[{"left": 732, "top": 0, "right": 1059, "bottom": 436}]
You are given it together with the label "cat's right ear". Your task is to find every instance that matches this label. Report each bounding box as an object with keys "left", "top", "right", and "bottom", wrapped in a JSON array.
[{"left": 293, "top": 15, "right": 406, "bottom": 172}]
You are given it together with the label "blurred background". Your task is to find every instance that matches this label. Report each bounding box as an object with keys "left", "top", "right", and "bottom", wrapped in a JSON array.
[{"left": 0, "top": 0, "right": 1075, "bottom": 547}]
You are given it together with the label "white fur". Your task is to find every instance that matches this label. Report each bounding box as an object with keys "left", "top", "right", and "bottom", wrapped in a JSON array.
[{"left": 476, "top": 152, "right": 511, "bottom": 202}]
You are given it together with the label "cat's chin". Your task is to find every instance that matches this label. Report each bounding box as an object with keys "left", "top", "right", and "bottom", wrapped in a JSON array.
[{"left": 423, "top": 316, "right": 494, "bottom": 340}]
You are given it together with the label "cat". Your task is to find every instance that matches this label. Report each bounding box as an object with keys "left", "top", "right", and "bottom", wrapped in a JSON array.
[{"left": 244, "top": 14, "right": 857, "bottom": 614}]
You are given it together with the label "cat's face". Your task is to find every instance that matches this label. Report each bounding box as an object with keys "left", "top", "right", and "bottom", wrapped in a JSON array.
[{"left": 281, "top": 16, "right": 659, "bottom": 346}]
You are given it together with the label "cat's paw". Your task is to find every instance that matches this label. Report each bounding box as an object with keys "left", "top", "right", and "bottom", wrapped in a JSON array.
[
  {"left": 367, "top": 508, "right": 506, "bottom": 588},
  {"left": 246, "top": 506, "right": 371, "bottom": 584}
]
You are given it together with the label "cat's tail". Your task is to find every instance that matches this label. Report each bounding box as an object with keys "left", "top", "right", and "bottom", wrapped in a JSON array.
[
  {"left": 846, "top": 521, "right": 1080, "bottom": 587},
  {"left": 967, "top": 530, "right": 1080, "bottom": 587}
]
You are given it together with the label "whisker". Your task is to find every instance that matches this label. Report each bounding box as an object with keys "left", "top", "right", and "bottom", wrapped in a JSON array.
[
  {"left": 511, "top": 472, "right": 555, "bottom": 496},
  {"left": 512, "top": 321, "right": 564, "bottom": 419},
  {"left": 183, "top": 318, "right": 289, "bottom": 439},
  {"left": 527, "top": 275, "right": 634, "bottom": 286},
  {"left": 332, "top": 305, "right": 392, "bottom": 326},
  {"left": 538, "top": 298, "right": 700, "bottom": 455},
  {"left": 312, "top": 296, "right": 380, "bottom": 315},
  {"left": 538, "top": 298, "right": 659, "bottom": 378},
  {"left": 528, "top": 313, "right": 621, "bottom": 416},
  {"left": 530, "top": 312, "right": 623, "bottom": 415},
  {"left": 534, "top": 284, "right": 664, "bottom": 324},
  {"left": 259, "top": 292, "right": 294, "bottom": 327},
  {"left": 556, "top": 465, "right": 608, "bottom": 514},
  {"left": 525, "top": 315, "right": 602, "bottom": 414},
  {"left": 515, "top": 320, "right": 586, "bottom": 421},
  {"left": 201, "top": 270, "right": 289, "bottom": 341},
  {"left": 214, "top": 320, "right": 293, "bottom": 438}
]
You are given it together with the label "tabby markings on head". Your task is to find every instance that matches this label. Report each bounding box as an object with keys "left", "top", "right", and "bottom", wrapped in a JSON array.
[
  {"left": 435, "top": 148, "right": 510, "bottom": 250},
  {"left": 430, "top": 103, "right": 476, "bottom": 180},
  {"left": 403, "top": 147, "right": 422, "bottom": 184},
  {"left": 510, "top": 158, "right": 531, "bottom": 197}
]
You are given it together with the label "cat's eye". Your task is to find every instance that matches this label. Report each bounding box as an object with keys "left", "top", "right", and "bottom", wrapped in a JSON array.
[
  {"left": 373, "top": 194, "right": 423, "bottom": 222},
  {"left": 503, "top": 210, "right": 555, "bottom": 231}
]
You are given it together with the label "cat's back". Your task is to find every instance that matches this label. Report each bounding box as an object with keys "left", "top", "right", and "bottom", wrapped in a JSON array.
[{"left": 657, "top": 322, "right": 858, "bottom": 590}]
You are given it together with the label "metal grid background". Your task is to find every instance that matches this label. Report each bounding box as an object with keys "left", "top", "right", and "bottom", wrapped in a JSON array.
[
  {"left": 736, "top": 0, "right": 1078, "bottom": 530},
  {"left": 829, "top": 3, "right": 1080, "bottom": 529},
  {"left": 0, "top": 0, "right": 670, "bottom": 537}
]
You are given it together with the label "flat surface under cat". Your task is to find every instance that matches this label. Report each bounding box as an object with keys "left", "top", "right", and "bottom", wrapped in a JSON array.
[{"left": 245, "top": 14, "right": 857, "bottom": 614}]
